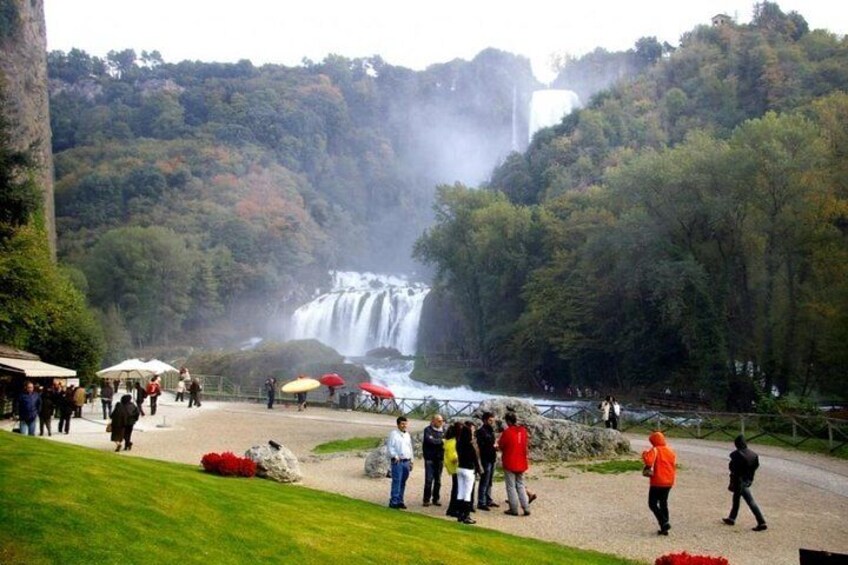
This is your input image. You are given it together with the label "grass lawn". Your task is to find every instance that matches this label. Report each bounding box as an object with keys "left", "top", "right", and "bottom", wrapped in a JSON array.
[
  {"left": 0, "top": 432, "right": 644, "bottom": 565},
  {"left": 312, "top": 436, "right": 382, "bottom": 454},
  {"left": 571, "top": 459, "right": 645, "bottom": 474}
]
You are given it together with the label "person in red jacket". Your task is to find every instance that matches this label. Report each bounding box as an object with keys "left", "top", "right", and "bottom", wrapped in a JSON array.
[
  {"left": 498, "top": 411, "right": 532, "bottom": 516},
  {"left": 642, "top": 431, "right": 677, "bottom": 535}
]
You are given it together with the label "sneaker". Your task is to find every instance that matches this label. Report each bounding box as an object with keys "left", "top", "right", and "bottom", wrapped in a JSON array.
[
  {"left": 461, "top": 517, "right": 476, "bottom": 525},
  {"left": 722, "top": 518, "right": 735, "bottom": 526},
  {"left": 657, "top": 529, "right": 669, "bottom": 536},
  {"left": 753, "top": 524, "right": 768, "bottom": 532},
  {"left": 523, "top": 510, "right": 531, "bottom": 516}
]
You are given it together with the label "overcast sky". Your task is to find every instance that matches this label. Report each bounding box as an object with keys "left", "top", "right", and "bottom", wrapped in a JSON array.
[{"left": 44, "top": 1, "right": 847, "bottom": 83}]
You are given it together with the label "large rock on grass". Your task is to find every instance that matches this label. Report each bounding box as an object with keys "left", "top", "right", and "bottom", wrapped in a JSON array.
[
  {"left": 364, "top": 435, "right": 423, "bottom": 478},
  {"left": 245, "top": 444, "right": 302, "bottom": 483}
]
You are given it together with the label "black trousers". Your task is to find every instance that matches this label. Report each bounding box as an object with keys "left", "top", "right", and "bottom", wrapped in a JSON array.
[{"left": 648, "top": 486, "right": 671, "bottom": 528}]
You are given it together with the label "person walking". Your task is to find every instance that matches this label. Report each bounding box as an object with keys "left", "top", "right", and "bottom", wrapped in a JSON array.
[
  {"left": 265, "top": 378, "right": 277, "bottom": 409},
  {"left": 188, "top": 378, "right": 202, "bottom": 408},
  {"left": 175, "top": 378, "right": 185, "bottom": 402},
  {"left": 57, "top": 386, "right": 74, "bottom": 434},
  {"left": 146, "top": 376, "right": 161, "bottom": 416},
  {"left": 498, "top": 411, "right": 532, "bottom": 517},
  {"left": 723, "top": 434, "right": 767, "bottom": 531},
  {"left": 456, "top": 421, "right": 482, "bottom": 524},
  {"left": 610, "top": 397, "right": 621, "bottom": 430},
  {"left": 134, "top": 382, "right": 147, "bottom": 416},
  {"left": 443, "top": 421, "right": 462, "bottom": 518},
  {"left": 16, "top": 381, "right": 41, "bottom": 436},
  {"left": 387, "top": 416, "right": 414, "bottom": 509},
  {"left": 422, "top": 414, "right": 445, "bottom": 507},
  {"left": 38, "top": 385, "right": 54, "bottom": 437},
  {"left": 100, "top": 381, "right": 114, "bottom": 420},
  {"left": 642, "top": 431, "right": 677, "bottom": 535},
  {"left": 476, "top": 411, "right": 498, "bottom": 510},
  {"left": 110, "top": 394, "right": 140, "bottom": 451},
  {"left": 599, "top": 396, "right": 613, "bottom": 428},
  {"left": 72, "top": 384, "right": 86, "bottom": 418}
]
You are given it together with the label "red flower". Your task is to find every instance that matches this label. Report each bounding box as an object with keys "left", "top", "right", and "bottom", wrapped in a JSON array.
[
  {"left": 201, "top": 451, "right": 255, "bottom": 478},
  {"left": 655, "top": 552, "right": 729, "bottom": 565}
]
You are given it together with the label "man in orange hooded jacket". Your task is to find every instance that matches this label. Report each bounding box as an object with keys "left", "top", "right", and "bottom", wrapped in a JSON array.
[{"left": 642, "top": 431, "right": 677, "bottom": 535}]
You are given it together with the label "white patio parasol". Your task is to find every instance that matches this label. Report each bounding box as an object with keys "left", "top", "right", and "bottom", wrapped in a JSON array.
[{"left": 96, "top": 358, "right": 157, "bottom": 381}]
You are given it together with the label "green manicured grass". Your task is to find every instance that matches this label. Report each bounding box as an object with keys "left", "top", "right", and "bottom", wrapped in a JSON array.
[
  {"left": 571, "top": 459, "right": 644, "bottom": 474},
  {"left": 0, "top": 432, "right": 643, "bottom": 565},
  {"left": 312, "top": 436, "right": 382, "bottom": 454}
]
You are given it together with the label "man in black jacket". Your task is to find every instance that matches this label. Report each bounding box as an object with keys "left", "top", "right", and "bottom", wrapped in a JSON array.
[
  {"left": 422, "top": 414, "right": 445, "bottom": 507},
  {"left": 723, "top": 434, "right": 767, "bottom": 531},
  {"left": 475, "top": 411, "right": 499, "bottom": 510}
]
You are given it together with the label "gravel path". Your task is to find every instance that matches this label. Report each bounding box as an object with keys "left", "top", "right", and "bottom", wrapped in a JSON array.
[{"left": 10, "top": 399, "right": 848, "bottom": 565}]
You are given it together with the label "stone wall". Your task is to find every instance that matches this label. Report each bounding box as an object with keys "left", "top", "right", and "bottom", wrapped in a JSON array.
[{"left": 0, "top": 0, "right": 55, "bottom": 256}]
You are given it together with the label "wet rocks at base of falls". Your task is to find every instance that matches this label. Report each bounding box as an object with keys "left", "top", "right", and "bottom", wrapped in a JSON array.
[{"left": 245, "top": 443, "right": 303, "bottom": 483}]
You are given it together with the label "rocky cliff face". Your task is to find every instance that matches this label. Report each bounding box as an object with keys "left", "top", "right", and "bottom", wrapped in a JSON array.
[{"left": 0, "top": 0, "right": 55, "bottom": 255}]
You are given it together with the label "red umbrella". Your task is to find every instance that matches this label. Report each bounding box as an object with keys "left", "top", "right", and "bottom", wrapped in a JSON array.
[
  {"left": 358, "top": 382, "right": 394, "bottom": 399},
  {"left": 319, "top": 373, "right": 345, "bottom": 387}
]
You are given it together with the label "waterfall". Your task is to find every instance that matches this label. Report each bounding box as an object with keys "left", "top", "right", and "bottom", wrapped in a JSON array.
[
  {"left": 528, "top": 89, "right": 581, "bottom": 142},
  {"left": 289, "top": 271, "right": 429, "bottom": 356}
]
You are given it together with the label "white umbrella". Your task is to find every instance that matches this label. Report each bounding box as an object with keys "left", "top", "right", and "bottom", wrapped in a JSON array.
[
  {"left": 145, "top": 359, "right": 179, "bottom": 375},
  {"left": 96, "top": 358, "right": 157, "bottom": 381}
]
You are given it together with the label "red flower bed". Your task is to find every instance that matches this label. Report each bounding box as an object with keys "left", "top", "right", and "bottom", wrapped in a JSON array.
[
  {"left": 201, "top": 451, "right": 256, "bottom": 478},
  {"left": 655, "top": 552, "right": 729, "bottom": 565}
]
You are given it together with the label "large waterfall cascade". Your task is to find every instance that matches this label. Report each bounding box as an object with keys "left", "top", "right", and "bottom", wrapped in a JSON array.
[
  {"left": 528, "top": 89, "right": 581, "bottom": 141},
  {"left": 288, "top": 271, "right": 429, "bottom": 357}
]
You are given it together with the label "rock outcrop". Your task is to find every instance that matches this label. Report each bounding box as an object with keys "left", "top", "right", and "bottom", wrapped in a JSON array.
[
  {"left": 0, "top": 0, "right": 55, "bottom": 256},
  {"left": 364, "top": 434, "right": 422, "bottom": 478},
  {"left": 471, "top": 398, "right": 631, "bottom": 461},
  {"left": 245, "top": 443, "right": 302, "bottom": 483}
]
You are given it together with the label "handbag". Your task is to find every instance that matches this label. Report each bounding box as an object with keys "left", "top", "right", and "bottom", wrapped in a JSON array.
[
  {"left": 642, "top": 448, "right": 657, "bottom": 477},
  {"left": 105, "top": 423, "right": 112, "bottom": 433}
]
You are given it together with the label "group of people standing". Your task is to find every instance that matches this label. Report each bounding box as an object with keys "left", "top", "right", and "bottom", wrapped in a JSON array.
[
  {"left": 598, "top": 396, "right": 621, "bottom": 430},
  {"left": 14, "top": 380, "right": 89, "bottom": 436},
  {"left": 387, "top": 411, "right": 535, "bottom": 525},
  {"left": 641, "top": 431, "right": 767, "bottom": 536}
]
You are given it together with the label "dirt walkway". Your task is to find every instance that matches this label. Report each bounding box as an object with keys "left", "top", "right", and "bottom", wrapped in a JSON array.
[{"left": 9, "top": 399, "right": 847, "bottom": 565}]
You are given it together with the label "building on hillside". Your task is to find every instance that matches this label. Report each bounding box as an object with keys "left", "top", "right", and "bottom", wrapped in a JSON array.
[{"left": 712, "top": 13, "right": 733, "bottom": 27}]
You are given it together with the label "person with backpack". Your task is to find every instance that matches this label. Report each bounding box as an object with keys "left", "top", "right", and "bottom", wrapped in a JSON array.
[{"left": 146, "top": 376, "right": 162, "bottom": 416}]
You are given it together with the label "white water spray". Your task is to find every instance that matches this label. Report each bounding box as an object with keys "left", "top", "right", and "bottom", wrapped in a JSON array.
[{"left": 528, "top": 89, "right": 581, "bottom": 141}]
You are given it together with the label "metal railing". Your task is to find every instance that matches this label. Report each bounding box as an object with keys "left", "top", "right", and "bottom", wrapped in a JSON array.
[{"left": 155, "top": 373, "right": 847, "bottom": 455}]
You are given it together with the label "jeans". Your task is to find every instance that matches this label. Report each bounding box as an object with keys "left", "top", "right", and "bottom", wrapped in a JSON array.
[
  {"left": 504, "top": 470, "right": 529, "bottom": 512},
  {"left": 101, "top": 399, "right": 113, "bottom": 420},
  {"left": 389, "top": 460, "right": 411, "bottom": 506},
  {"left": 729, "top": 481, "right": 766, "bottom": 525},
  {"left": 477, "top": 460, "right": 495, "bottom": 507},
  {"left": 648, "top": 486, "right": 672, "bottom": 528},
  {"left": 149, "top": 395, "right": 158, "bottom": 415},
  {"left": 267, "top": 393, "right": 275, "bottom": 409},
  {"left": 19, "top": 419, "right": 37, "bottom": 436},
  {"left": 423, "top": 459, "right": 443, "bottom": 503}
]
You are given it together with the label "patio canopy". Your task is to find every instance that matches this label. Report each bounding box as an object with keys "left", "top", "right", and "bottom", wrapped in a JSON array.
[{"left": 0, "top": 357, "right": 76, "bottom": 378}]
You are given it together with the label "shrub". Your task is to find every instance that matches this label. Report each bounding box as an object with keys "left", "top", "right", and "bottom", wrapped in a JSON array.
[
  {"left": 201, "top": 451, "right": 256, "bottom": 478},
  {"left": 655, "top": 552, "right": 729, "bottom": 565}
]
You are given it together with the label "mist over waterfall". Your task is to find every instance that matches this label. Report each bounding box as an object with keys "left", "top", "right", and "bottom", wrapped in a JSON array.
[
  {"left": 289, "top": 272, "right": 429, "bottom": 356},
  {"left": 528, "top": 89, "right": 581, "bottom": 141}
]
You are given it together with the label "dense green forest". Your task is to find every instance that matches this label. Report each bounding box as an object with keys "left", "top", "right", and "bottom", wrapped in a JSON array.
[{"left": 414, "top": 2, "right": 848, "bottom": 405}]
